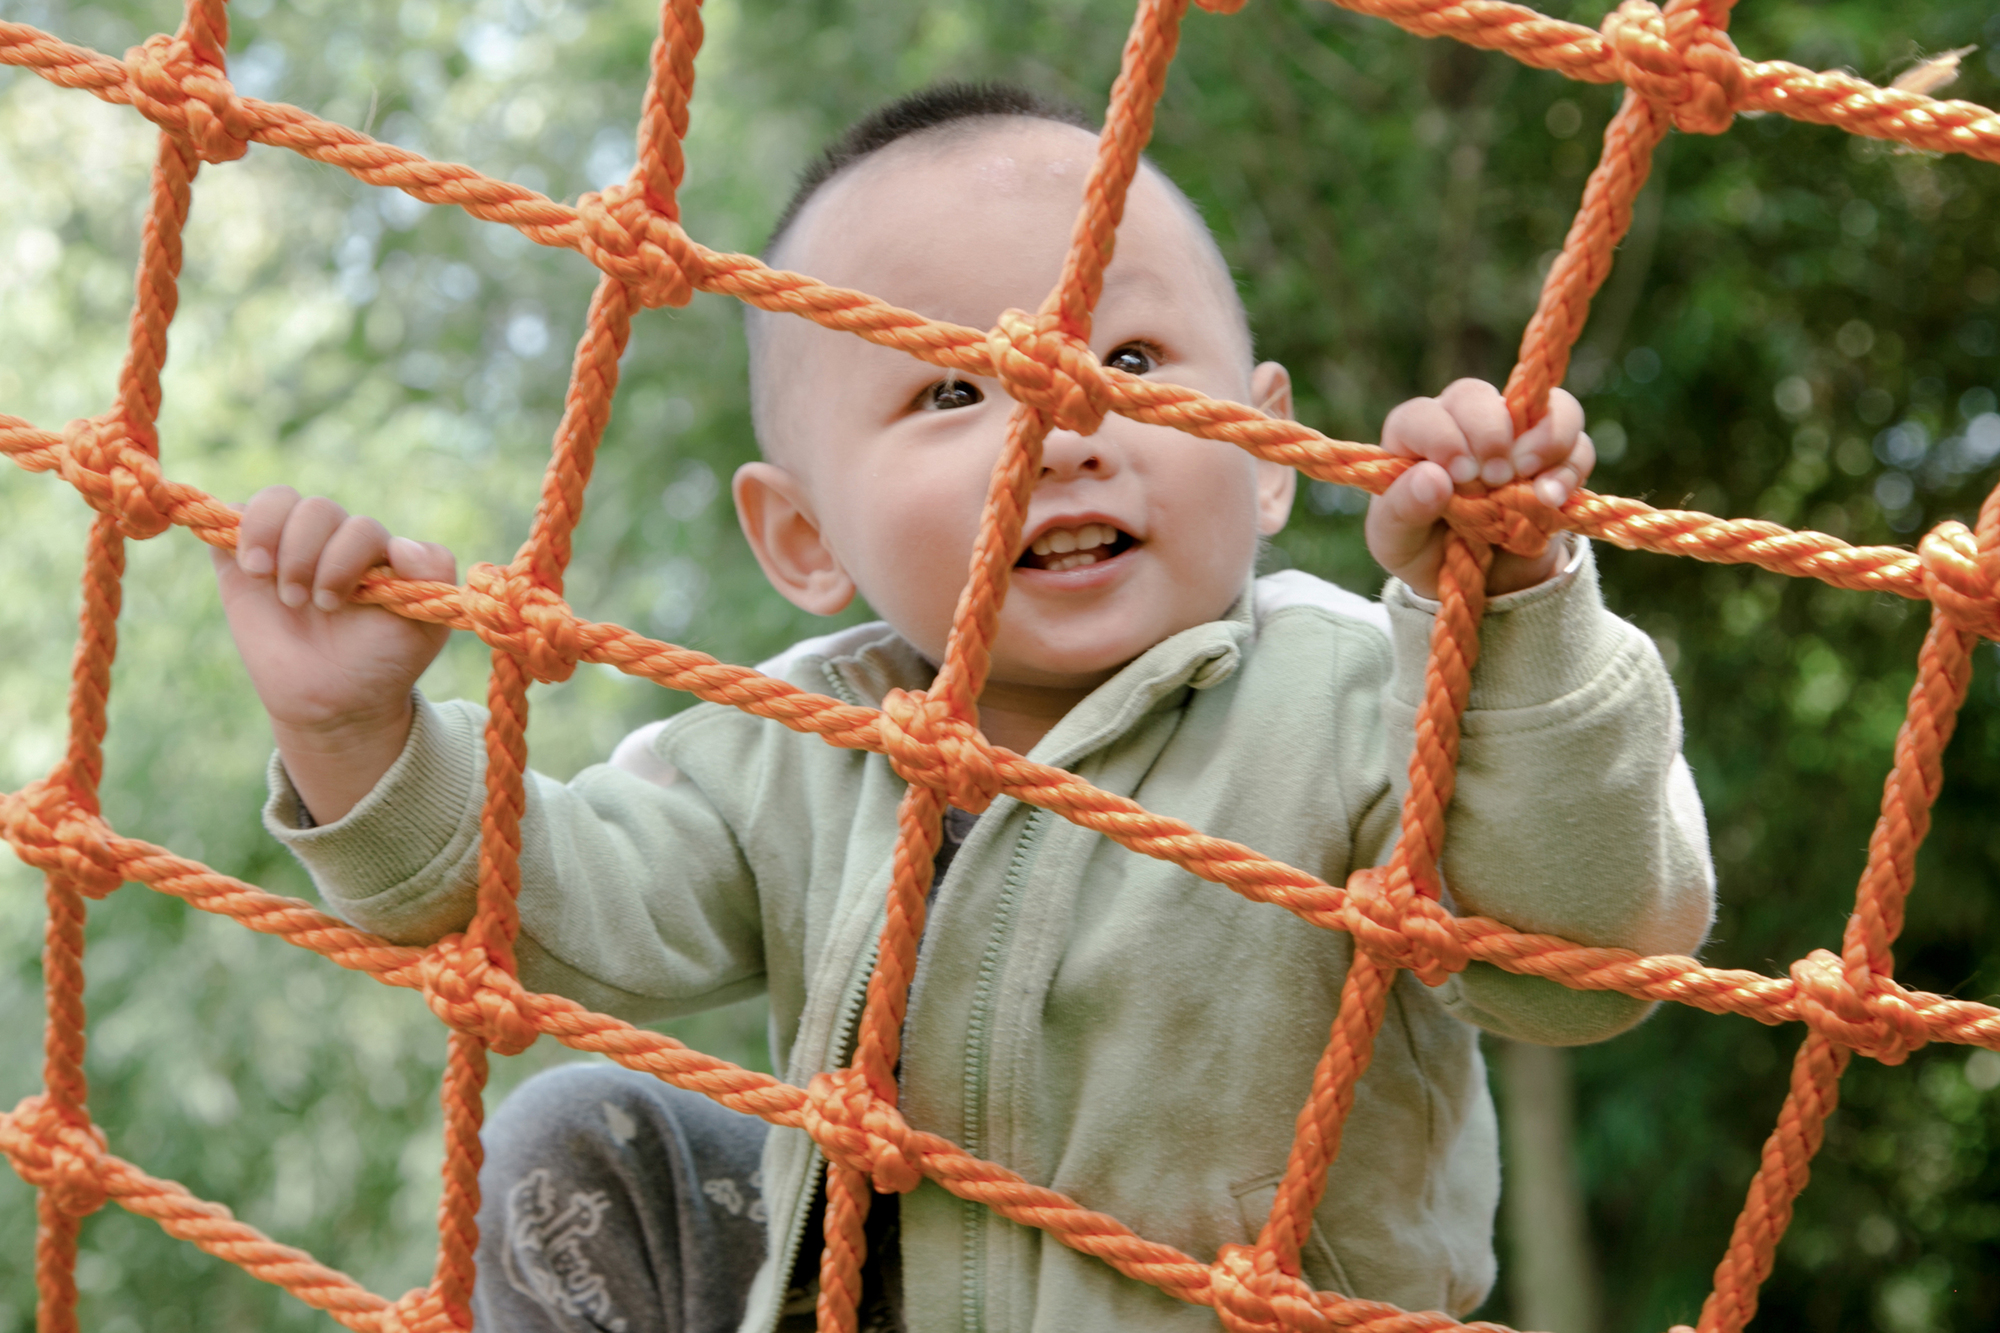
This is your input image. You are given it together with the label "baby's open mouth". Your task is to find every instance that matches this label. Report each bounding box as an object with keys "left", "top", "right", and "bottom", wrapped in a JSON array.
[{"left": 1016, "top": 522, "right": 1137, "bottom": 573}]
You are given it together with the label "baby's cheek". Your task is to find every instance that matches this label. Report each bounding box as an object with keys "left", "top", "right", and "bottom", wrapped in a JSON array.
[{"left": 873, "top": 517, "right": 980, "bottom": 653}]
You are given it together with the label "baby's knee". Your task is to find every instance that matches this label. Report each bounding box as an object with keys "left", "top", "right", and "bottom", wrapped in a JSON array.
[
  {"left": 484, "top": 1061, "right": 766, "bottom": 1173},
  {"left": 486, "top": 1063, "right": 634, "bottom": 1154},
  {"left": 477, "top": 1063, "right": 771, "bottom": 1331}
]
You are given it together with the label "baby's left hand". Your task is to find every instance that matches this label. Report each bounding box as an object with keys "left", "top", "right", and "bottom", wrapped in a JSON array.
[{"left": 1366, "top": 378, "right": 1593, "bottom": 599}]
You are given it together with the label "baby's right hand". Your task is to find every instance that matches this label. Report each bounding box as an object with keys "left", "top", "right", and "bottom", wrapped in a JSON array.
[{"left": 214, "top": 485, "right": 456, "bottom": 823}]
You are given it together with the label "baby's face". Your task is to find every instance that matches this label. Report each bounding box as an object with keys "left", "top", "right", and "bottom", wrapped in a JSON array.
[{"left": 743, "top": 120, "right": 1293, "bottom": 694}]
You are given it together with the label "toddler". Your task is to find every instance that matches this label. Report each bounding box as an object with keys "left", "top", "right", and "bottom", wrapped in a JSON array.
[{"left": 215, "top": 84, "right": 1713, "bottom": 1333}]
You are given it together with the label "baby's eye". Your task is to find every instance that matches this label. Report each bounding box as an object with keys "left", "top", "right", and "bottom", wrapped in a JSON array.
[
  {"left": 916, "top": 377, "right": 983, "bottom": 412},
  {"left": 1104, "top": 343, "right": 1159, "bottom": 376}
]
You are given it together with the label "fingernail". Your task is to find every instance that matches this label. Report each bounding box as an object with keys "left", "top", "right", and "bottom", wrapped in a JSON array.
[
  {"left": 1535, "top": 476, "right": 1568, "bottom": 507},
  {"left": 314, "top": 589, "right": 341, "bottom": 612},
  {"left": 1447, "top": 456, "right": 1479, "bottom": 484},
  {"left": 1480, "top": 457, "right": 1514, "bottom": 487},
  {"left": 387, "top": 536, "right": 419, "bottom": 568},
  {"left": 240, "top": 547, "right": 272, "bottom": 575},
  {"left": 1511, "top": 450, "right": 1540, "bottom": 475},
  {"left": 279, "top": 582, "right": 307, "bottom": 608}
]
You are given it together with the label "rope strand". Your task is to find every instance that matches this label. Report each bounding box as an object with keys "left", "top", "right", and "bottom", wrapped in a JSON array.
[{"left": 6, "top": 0, "right": 2000, "bottom": 1328}]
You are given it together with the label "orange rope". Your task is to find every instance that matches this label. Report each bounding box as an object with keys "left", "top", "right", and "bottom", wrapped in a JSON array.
[{"left": 5, "top": 0, "right": 2000, "bottom": 1328}]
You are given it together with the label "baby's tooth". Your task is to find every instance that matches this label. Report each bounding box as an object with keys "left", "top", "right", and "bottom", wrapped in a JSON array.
[
  {"left": 1031, "top": 536, "right": 1052, "bottom": 556},
  {"left": 1049, "top": 529, "right": 1078, "bottom": 554},
  {"left": 1075, "top": 552, "right": 1098, "bottom": 567},
  {"left": 1081, "top": 524, "right": 1104, "bottom": 549}
]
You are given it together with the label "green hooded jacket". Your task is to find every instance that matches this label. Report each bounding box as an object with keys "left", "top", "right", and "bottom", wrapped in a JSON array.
[{"left": 267, "top": 542, "right": 1713, "bottom": 1330}]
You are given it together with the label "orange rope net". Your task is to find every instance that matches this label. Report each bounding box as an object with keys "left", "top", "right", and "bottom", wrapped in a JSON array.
[{"left": 4, "top": 0, "right": 2000, "bottom": 1328}]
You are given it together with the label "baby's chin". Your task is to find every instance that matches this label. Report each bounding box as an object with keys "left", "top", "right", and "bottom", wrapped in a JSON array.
[
  {"left": 887, "top": 574, "right": 1244, "bottom": 699},
  {"left": 980, "top": 619, "right": 1197, "bottom": 695}
]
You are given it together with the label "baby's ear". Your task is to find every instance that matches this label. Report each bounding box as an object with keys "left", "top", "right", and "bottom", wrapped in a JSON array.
[
  {"left": 1250, "top": 362, "right": 1297, "bottom": 536},
  {"left": 732, "top": 462, "right": 857, "bottom": 615},
  {"left": 1251, "top": 360, "right": 1293, "bottom": 420}
]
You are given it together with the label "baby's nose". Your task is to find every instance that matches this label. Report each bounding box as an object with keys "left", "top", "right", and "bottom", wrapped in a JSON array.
[{"left": 1039, "top": 428, "right": 1116, "bottom": 479}]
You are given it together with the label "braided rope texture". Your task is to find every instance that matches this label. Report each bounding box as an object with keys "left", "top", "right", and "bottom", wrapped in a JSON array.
[{"left": 5, "top": 0, "right": 2000, "bottom": 1328}]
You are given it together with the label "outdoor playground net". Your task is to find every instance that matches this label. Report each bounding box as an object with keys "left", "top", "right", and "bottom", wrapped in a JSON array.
[{"left": 5, "top": 0, "right": 2000, "bottom": 1329}]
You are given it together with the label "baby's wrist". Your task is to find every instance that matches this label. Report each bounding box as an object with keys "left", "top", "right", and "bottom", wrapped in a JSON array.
[
  {"left": 1484, "top": 532, "right": 1570, "bottom": 596},
  {"left": 272, "top": 698, "right": 415, "bottom": 826},
  {"left": 270, "top": 695, "right": 413, "bottom": 753}
]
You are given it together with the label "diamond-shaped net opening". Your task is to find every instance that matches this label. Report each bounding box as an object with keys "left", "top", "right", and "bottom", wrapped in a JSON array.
[{"left": 5, "top": 1, "right": 2000, "bottom": 1330}]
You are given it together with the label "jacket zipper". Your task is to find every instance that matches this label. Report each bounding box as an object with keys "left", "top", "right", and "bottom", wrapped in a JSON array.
[
  {"left": 751, "top": 930, "right": 880, "bottom": 1333},
  {"left": 957, "top": 805, "right": 1054, "bottom": 1333}
]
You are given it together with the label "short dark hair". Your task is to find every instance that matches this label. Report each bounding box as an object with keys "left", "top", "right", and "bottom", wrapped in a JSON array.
[{"left": 764, "top": 82, "right": 1093, "bottom": 254}]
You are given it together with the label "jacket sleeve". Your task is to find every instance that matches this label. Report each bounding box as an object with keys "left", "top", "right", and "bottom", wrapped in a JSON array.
[
  {"left": 1375, "top": 537, "right": 1716, "bottom": 1046},
  {"left": 262, "top": 694, "right": 766, "bottom": 1026}
]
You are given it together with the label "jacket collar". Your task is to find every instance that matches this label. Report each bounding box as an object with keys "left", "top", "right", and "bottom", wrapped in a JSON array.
[{"left": 817, "top": 581, "right": 1256, "bottom": 772}]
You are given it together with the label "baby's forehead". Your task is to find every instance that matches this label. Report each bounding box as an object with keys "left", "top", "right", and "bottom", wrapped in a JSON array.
[{"left": 776, "top": 119, "right": 1230, "bottom": 300}]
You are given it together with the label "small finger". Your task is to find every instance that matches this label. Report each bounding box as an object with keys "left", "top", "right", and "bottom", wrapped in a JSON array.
[
  {"left": 1436, "top": 380, "right": 1515, "bottom": 485},
  {"left": 1365, "top": 460, "right": 1453, "bottom": 569},
  {"left": 1532, "top": 435, "right": 1595, "bottom": 508},
  {"left": 1533, "top": 467, "right": 1577, "bottom": 509},
  {"left": 1568, "top": 431, "right": 1597, "bottom": 490},
  {"left": 387, "top": 537, "right": 458, "bottom": 583},
  {"left": 236, "top": 485, "right": 300, "bottom": 577},
  {"left": 1509, "top": 389, "right": 1585, "bottom": 479},
  {"left": 273, "top": 496, "right": 348, "bottom": 610},
  {"left": 313, "top": 515, "right": 392, "bottom": 610},
  {"left": 1382, "top": 398, "right": 1480, "bottom": 485}
]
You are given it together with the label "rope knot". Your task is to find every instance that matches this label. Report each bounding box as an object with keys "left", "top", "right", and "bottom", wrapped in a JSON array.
[
  {"left": 878, "top": 688, "right": 1004, "bottom": 813},
  {"left": 1209, "top": 1244, "right": 1331, "bottom": 1333},
  {"left": 987, "top": 309, "right": 1113, "bottom": 435},
  {"left": 1918, "top": 520, "right": 2000, "bottom": 639},
  {"left": 124, "top": 32, "right": 251, "bottom": 163},
  {"left": 6, "top": 1095, "right": 110, "bottom": 1217},
  {"left": 59, "top": 413, "right": 173, "bottom": 539},
  {"left": 801, "top": 1068, "right": 924, "bottom": 1194},
  {"left": 462, "top": 563, "right": 584, "bottom": 682},
  {"left": 574, "top": 180, "right": 699, "bottom": 308},
  {"left": 413, "top": 935, "right": 538, "bottom": 1055},
  {"left": 1339, "top": 866, "right": 1469, "bottom": 987},
  {"left": 4, "top": 779, "right": 123, "bottom": 899},
  {"left": 1789, "top": 949, "right": 1931, "bottom": 1065},
  {"left": 1441, "top": 483, "right": 1561, "bottom": 559},
  {"left": 1600, "top": 0, "right": 1746, "bottom": 135}
]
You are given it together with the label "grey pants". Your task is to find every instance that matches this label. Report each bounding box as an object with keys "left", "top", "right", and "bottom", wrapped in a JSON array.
[{"left": 474, "top": 1064, "right": 776, "bottom": 1333}]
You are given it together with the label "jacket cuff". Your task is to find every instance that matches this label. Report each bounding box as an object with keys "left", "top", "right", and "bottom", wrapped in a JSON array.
[
  {"left": 262, "top": 694, "right": 487, "bottom": 920},
  {"left": 1385, "top": 536, "right": 1626, "bottom": 711}
]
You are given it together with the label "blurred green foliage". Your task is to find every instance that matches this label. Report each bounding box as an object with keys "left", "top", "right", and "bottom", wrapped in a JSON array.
[{"left": 3, "top": 0, "right": 1999, "bottom": 1328}]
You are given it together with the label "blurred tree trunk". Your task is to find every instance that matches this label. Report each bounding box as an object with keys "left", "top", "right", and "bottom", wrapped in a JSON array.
[{"left": 1499, "top": 1039, "right": 1601, "bottom": 1333}]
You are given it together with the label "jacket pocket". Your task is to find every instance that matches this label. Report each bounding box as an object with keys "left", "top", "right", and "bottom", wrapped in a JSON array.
[{"left": 1229, "top": 1171, "right": 1359, "bottom": 1297}]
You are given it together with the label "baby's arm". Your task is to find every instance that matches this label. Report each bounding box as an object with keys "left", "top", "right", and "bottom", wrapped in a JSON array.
[
  {"left": 215, "top": 492, "right": 771, "bottom": 1018},
  {"left": 1359, "top": 380, "right": 1713, "bottom": 1044},
  {"left": 212, "top": 486, "right": 457, "bottom": 824},
  {"left": 1378, "top": 544, "right": 1714, "bottom": 1044},
  {"left": 266, "top": 694, "right": 769, "bottom": 1024}
]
